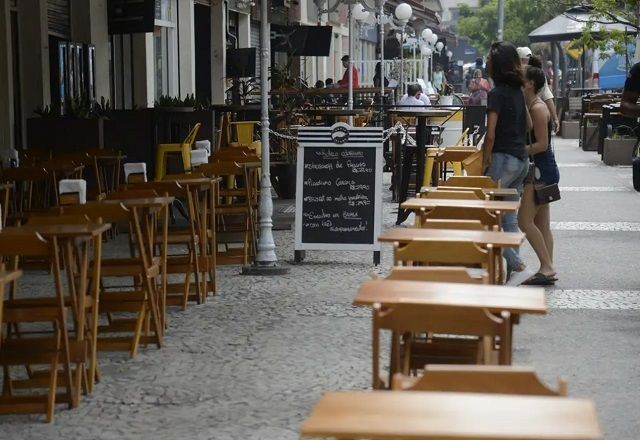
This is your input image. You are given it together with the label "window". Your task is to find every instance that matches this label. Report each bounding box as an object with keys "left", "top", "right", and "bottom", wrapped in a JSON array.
[{"left": 154, "top": 0, "right": 177, "bottom": 100}]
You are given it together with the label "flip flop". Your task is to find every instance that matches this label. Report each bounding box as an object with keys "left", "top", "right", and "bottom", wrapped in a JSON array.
[{"left": 521, "top": 272, "right": 556, "bottom": 286}]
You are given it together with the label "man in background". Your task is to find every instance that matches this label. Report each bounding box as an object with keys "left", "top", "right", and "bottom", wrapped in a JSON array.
[
  {"left": 518, "top": 47, "right": 560, "bottom": 133},
  {"left": 399, "top": 84, "right": 429, "bottom": 106},
  {"left": 337, "top": 55, "right": 359, "bottom": 88}
]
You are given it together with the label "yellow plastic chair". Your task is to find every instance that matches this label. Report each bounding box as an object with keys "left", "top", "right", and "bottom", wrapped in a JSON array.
[
  {"left": 229, "top": 121, "right": 261, "bottom": 157},
  {"left": 155, "top": 123, "right": 201, "bottom": 180}
]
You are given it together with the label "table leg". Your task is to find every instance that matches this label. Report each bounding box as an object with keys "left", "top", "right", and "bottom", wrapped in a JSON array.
[
  {"left": 414, "top": 117, "right": 427, "bottom": 198},
  {"left": 395, "top": 145, "right": 415, "bottom": 225},
  {"left": 87, "top": 232, "right": 103, "bottom": 392}
]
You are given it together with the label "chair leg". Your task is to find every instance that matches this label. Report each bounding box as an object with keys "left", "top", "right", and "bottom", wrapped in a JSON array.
[
  {"left": 129, "top": 304, "right": 147, "bottom": 358},
  {"left": 423, "top": 155, "right": 435, "bottom": 188},
  {"left": 46, "top": 333, "right": 61, "bottom": 423}
]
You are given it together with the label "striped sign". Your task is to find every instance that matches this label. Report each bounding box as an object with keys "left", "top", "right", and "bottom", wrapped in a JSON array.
[{"left": 294, "top": 123, "right": 384, "bottom": 265}]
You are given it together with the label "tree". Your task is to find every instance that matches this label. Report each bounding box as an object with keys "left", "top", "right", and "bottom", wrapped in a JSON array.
[
  {"left": 457, "top": 0, "right": 572, "bottom": 55},
  {"left": 571, "top": 1, "right": 639, "bottom": 60}
]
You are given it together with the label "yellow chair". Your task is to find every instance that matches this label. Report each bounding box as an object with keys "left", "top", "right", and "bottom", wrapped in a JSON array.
[
  {"left": 229, "top": 121, "right": 261, "bottom": 157},
  {"left": 155, "top": 123, "right": 201, "bottom": 181}
]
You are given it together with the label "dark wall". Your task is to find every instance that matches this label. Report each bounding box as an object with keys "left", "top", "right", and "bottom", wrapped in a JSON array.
[{"left": 195, "top": 4, "right": 211, "bottom": 103}]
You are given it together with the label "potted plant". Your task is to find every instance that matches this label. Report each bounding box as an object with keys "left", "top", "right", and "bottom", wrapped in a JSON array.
[
  {"left": 226, "top": 77, "right": 260, "bottom": 106},
  {"left": 269, "top": 61, "right": 309, "bottom": 199},
  {"left": 28, "top": 95, "right": 111, "bottom": 152}
]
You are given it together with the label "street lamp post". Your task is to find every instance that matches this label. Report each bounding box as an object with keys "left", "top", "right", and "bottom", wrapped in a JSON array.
[{"left": 242, "top": 0, "right": 289, "bottom": 275}]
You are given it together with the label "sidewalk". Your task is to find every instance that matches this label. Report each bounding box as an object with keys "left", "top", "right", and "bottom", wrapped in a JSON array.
[{"left": 1, "top": 137, "right": 639, "bottom": 439}]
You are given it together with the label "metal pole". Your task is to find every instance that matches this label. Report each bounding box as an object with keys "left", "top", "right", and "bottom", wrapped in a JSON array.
[
  {"left": 379, "top": 3, "right": 385, "bottom": 117},
  {"left": 348, "top": 7, "right": 354, "bottom": 122},
  {"left": 400, "top": 28, "right": 404, "bottom": 98},
  {"left": 497, "top": 0, "right": 505, "bottom": 40},
  {"left": 254, "top": 0, "right": 278, "bottom": 267}
]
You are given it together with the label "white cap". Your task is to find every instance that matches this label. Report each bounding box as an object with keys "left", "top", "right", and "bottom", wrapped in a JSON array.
[{"left": 517, "top": 47, "right": 532, "bottom": 59}]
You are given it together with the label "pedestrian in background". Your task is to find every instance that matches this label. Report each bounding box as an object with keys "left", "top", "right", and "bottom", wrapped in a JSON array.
[
  {"left": 519, "top": 65, "right": 560, "bottom": 285},
  {"left": 467, "top": 69, "right": 490, "bottom": 105},
  {"left": 483, "top": 41, "right": 529, "bottom": 276}
]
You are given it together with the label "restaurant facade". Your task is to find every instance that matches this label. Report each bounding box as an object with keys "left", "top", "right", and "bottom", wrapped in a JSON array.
[{"left": 0, "top": 0, "right": 441, "bottom": 151}]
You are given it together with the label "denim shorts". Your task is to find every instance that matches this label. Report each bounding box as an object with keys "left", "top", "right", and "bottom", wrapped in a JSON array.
[{"left": 485, "top": 152, "right": 529, "bottom": 193}]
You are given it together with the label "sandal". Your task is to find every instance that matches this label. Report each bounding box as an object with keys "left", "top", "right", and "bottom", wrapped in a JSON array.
[{"left": 521, "top": 272, "right": 556, "bottom": 286}]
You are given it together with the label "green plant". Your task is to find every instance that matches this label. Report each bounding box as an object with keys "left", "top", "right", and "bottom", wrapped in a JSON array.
[
  {"left": 34, "top": 95, "right": 113, "bottom": 119},
  {"left": 155, "top": 93, "right": 200, "bottom": 108},
  {"left": 225, "top": 78, "right": 260, "bottom": 105},
  {"left": 269, "top": 61, "right": 309, "bottom": 163}
]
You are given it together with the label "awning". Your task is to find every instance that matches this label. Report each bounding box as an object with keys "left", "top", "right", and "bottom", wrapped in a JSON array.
[{"left": 528, "top": 5, "right": 636, "bottom": 43}]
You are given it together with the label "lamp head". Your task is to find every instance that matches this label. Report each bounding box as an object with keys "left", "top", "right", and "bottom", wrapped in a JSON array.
[
  {"left": 352, "top": 3, "right": 369, "bottom": 21},
  {"left": 394, "top": 3, "right": 412, "bottom": 22},
  {"left": 421, "top": 28, "right": 433, "bottom": 40}
]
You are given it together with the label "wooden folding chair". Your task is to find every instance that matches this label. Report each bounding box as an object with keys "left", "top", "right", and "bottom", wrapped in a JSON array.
[
  {"left": 392, "top": 365, "right": 568, "bottom": 396},
  {"left": 385, "top": 267, "right": 488, "bottom": 284},
  {"left": 0, "top": 167, "right": 51, "bottom": 222},
  {"left": 416, "top": 205, "right": 500, "bottom": 230},
  {"left": 393, "top": 241, "right": 491, "bottom": 270},
  {"left": 124, "top": 181, "right": 208, "bottom": 307},
  {"left": 372, "top": 302, "right": 510, "bottom": 389},
  {"left": 439, "top": 175, "right": 499, "bottom": 189},
  {"left": 61, "top": 203, "right": 163, "bottom": 357},
  {"left": 198, "top": 162, "right": 255, "bottom": 265},
  {"left": 0, "top": 232, "right": 75, "bottom": 422},
  {"left": 421, "top": 219, "right": 486, "bottom": 230},
  {"left": 420, "top": 189, "right": 486, "bottom": 201}
]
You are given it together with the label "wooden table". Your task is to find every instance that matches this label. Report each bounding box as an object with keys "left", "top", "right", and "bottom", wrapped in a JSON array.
[
  {"left": 388, "top": 108, "right": 457, "bottom": 224},
  {"left": 420, "top": 185, "right": 520, "bottom": 200},
  {"left": 3, "top": 223, "right": 110, "bottom": 402},
  {"left": 401, "top": 197, "right": 520, "bottom": 228},
  {"left": 301, "top": 391, "right": 603, "bottom": 440},
  {"left": 354, "top": 279, "right": 545, "bottom": 314},
  {"left": 379, "top": 227, "right": 524, "bottom": 248},
  {"left": 355, "top": 279, "right": 545, "bottom": 364},
  {"left": 380, "top": 227, "right": 524, "bottom": 283}
]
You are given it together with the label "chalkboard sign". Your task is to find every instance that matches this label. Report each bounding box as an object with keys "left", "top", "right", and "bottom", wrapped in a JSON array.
[{"left": 295, "top": 123, "right": 383, "bottom": 264}]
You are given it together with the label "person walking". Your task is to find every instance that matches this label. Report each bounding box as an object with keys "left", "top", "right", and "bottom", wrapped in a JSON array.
[
  {"left": 482, "top": 41, "right": 529, "bottom": 276},
  {"left": 467, "top": 69, "right": 490, "bottom": 105},
  {"left": 433, "top": 63, "right": 447, "bottom": 93},
  {"left": 519, "top": 65, "right": 559, "bottom": 285}
]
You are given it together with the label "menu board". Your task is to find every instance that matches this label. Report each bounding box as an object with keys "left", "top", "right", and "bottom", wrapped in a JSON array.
[{"left": 294, "top": 124, "right": 383, "bottom": 264}]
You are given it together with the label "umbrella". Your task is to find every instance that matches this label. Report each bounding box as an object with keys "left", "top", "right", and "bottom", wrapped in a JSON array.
[{"left": 529, "top": 5, "right": 636, "bottom": 43}]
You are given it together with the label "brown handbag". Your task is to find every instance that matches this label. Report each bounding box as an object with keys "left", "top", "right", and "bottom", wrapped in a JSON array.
[{"left": 534, "top": 183, "right": 561, "bottom": 205}]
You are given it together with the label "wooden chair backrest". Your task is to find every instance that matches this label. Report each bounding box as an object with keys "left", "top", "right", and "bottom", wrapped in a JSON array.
[
  {"left": 421, "top": 189, "right": 485, "bottom": 201},
  {"left": 421, "top": 219, "right": 486, "bottom": 231},
  {"left": 426, "top": 186, "right": 487, "bottom": 199},
  {"left": 162, "top": 172, "right": 206, "bottom": 180},
  {"left": 386, "top": 266, "right": 488, "bottom": 284},
  {"left": 62, "top": 202, "right": 132, "bottom": 223},
  {"left": 374, "top": 302, "right": 505, "bottom": 340},
  {"left": 105, "top": 189, "right": 160, "bottom": 200},
  {"left": 393, "top": 241, "right": 490, "bottom": 268},
  {"left": 419, "top": 206, "right": 499, "bottom": 229},
  {"left": 0, "top": 167, "right": 49, "bottom": 183},
  {"left": 441, "top": 176, "right": 499, "bottom": 189},
  {"left": 125, "top": 181, "right": 185, "bottom": 197},
  {"left": 0, "top": 231, "right": 51, "bottom": 256},
  {"left": 198, "top": 161, "right": 245, "bottom": 178},
  {"left": 27, "top": 213, "right": 92, "bottom": 226},
  {"left": 126, "top": 173, "right": 146, "bottom": 184},
  {"left": 55, "top": 152, "right": 92, "bottom": 166},
  {"left": 392, "top": 365, "right": 568, "bottom": 396},
  {"left": 20, "top": 149, "right": 51, "bottom": 165}
]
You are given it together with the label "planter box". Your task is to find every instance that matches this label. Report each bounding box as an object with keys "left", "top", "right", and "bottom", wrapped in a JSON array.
[
  {"left": 562, "top": 121, "right": 580, "bottom": 139},
  {"left": 27, "top": 117, "right": 104, "bottom": 152},
  {"left": 582, "top": 125, "right": 599, "bottom": 151},
  {"left": 603, "top": 138, "right": 637, "bottom": 166}
]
